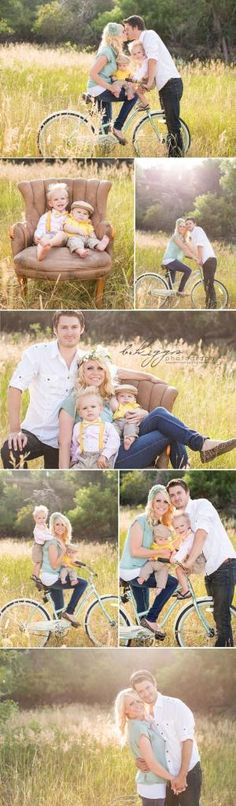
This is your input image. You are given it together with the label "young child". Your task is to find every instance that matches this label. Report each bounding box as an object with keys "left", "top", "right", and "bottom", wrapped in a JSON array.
[
  {"left": 32, "top": 505, "right": 52, "bottom": 581},
  {"left": 60, "top": 547, "right": 78, "bottom": 587},
  {"left": 111, "top": 384, "right": 143, "bottom": 450},
  {"left": 171, "top": 512, "right": 206, "bottom": 599},
  {"left": 34, "top": 182, "right": 69, "bottom": 261},
  {"left": 70, "top": 387, "right": 120, "bottom": 469},
  {"left": 113, "top": 44, "right": 150, "bottom": 110},
  {"left": 137, "top": 523, "right": 181, "bottom": 592},
  {"left": 63, "top": 200, "right": 109, "bottom": 258}
]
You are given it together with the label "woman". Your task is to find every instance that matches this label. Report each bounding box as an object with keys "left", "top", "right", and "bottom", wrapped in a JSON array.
[
  {"left": 40, "top": 512, "right": 87, "bottom": 626},
  {"left": 162, "top": 218, "right": 199, "bottom": 295},
  {"left": 115, "top": 688, "right": 178, "bottom": 805},
  {"left": 87, "top": 22, "right": 138, "bottom": 144},
  {"left": 120, "top": 484, "right": 178, "bottom": 636},
  {"left": 58, "top": 348, "right": 234, "bottom": 471}
]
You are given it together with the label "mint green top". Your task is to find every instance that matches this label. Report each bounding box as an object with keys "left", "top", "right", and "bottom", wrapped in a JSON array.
[
  {"left": 120, "top": 514, "right": 154, "bottom": 570},
  {"left": 162, "top": 235, "right": 184, "bottom": 264},
  {"left": 60, "top": 391, "right": 113, "bottom": 424},
  {"left": 128, "top": 719, "right": 168, "bottom": 786},
  {"left": 88, "top": 45, "right": 117, "bottom": 92},
  {"left": 42, "top": 538, "right": 62, "bottom": 578}
]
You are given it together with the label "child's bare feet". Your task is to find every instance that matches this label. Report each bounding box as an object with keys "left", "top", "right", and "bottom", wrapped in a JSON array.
[
  {"left": 137, "top": 576, "right": 145, "bottom": 585},
  {"left": 37, "top": 243, "right": 51, "bottom": 261},
  {"left": 75, "top": 248, "right": 90, "bottom": 258},
  {"left": 96, "top": 235, "right": 109, "bottom": 252},
  {"left": 124, "top": 435, "right": 135, "bottom": 450}
]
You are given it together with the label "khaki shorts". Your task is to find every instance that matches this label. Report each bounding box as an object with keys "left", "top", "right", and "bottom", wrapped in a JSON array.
[{"left": 32, "top": 543, "right": 43, "bottom": 563}]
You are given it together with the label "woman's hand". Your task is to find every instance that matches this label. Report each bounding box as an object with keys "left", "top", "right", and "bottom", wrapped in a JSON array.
[
  {"left": 125, "top": 408, "right": 148, "bottom": 424},
  {"left": 171, "top": 773, "right": 187, "bottom": 793}
]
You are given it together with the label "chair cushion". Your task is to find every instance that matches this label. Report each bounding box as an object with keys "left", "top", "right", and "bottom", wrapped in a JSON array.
[{"left": 14, "top": 246, "right": 112, "bottom": 280}]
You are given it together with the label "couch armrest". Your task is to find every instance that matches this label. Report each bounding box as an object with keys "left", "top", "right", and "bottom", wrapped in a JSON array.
[
  {"left": 9, "top": 221, "right": 34, "bottom": 256},
  {"left": 96, "top": 220, "right": 114, "bottom": 255}
]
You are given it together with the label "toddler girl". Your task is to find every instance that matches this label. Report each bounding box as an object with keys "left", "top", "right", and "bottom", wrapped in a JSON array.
[
  {"left": 171, "top": 512, "right": 206, "bottom": 599},
  {"left": 34, "top": 183, "right": 68, "bottom": 261},
  {"left": 32, "top": 505, "right": 51, "bottom": 581}
]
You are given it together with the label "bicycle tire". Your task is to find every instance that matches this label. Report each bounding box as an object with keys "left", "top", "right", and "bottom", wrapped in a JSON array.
[
  {"left": 175, "top": 598, "right": 236, "bottom": 647},
  {"left": 37, "top": 110, "right": 96, "bottom": 157},
  {"left": 0, "top": 598, "right": 51, "bottom": 648},
  {"left": 84, "top": 595, "right": 129, "bottom": 647},
  {"left": 191, "top": 279, "right": 229, "bottom": 309},
  {"left": 135, "top": 272, "right": 169, "bottom": 309},
  {"left": 133, "top": 112, "right": 191, "bottom": 157}
]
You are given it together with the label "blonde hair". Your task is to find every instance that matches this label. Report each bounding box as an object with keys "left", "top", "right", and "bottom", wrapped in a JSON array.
[
  {"left": 128, "top": 40, "right": 145, "bottom": 57},
  {"left": 76, "top": 357, "right": 114, "bottom": 400},
  {"left": 114, "top": 688, "right": 136, "bottom": 744},
  {"left": 145, "top": 494, "right": 173, "bottom": 528},
  {"left": 174, "top": 218, "right": 191, "bottom": 244},
  {"left": 49, "top": 512, "right": 72, "bottom": 544},
  {"left": 100, "top": 26, "right": 123, "bottom": 55},
  {"left": 33, "top": 505, "right": 48, "bottom": 519},
  {"left": 76, "top": 386, "right": 103, "bottom": 413},
  {"left": 172, "top": 511, "right": 191, "bottom": 526},
  {"left": 46, "top": 182, "right": 69, "bottom": 203}
]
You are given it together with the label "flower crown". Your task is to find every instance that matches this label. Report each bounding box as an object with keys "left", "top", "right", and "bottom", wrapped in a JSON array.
[{"left": 78, "top": 346, "right": 112, "bottom": 366}]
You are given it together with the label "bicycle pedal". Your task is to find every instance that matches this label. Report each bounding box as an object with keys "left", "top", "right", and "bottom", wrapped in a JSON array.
[{"left": 121, "top": 593, "right": 129, "bottom": 603}]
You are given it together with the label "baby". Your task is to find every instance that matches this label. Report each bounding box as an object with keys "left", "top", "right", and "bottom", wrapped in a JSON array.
[
  {"left": 32, "top": 505, "right": 51, "bottom": 581},
  {"left": 34, "top": 182, "right": 68, "bottom": 261},
  {"left": 171, "top": 512, "right": 206, "bottom": 599},
  {"left": 60, "top": 546, "right": 78, "bottom": 587},
  {"left": 70, "top": 387, "right": 120, "bottom": 469},
  {"left": 63, "top": 200, "right": 109, "bottom": 258},
  {"left": 111, "top": 384, "right": 143, "bottom": 450},
  {"left": 113, "top": 45, "right": 150, "bottom": 111},
  {"left": 137, "top": 523, "right": 181, "bottom": 592}
]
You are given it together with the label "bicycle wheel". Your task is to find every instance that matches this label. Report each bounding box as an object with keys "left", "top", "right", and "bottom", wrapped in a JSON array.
[
  {"left": 0, "top": 598, "right": 51, "bottom": 648},
  {"left": 133, "top": 112, "right": 191, "bottom": 157},
  {"left": 85, "top": 595, "right": 129, "bottom": 647},
  {"left": 191, "top": 279, "right": 229, "bottom": 309},
  {"left": 135, "top": 273, "right": 169, "bottom": 309},
  {"left": 175, "top": 599, "right": 236, "bottom": 647},
  {"left": 37, "top": 111, "right": 96, "bottom": 157}
]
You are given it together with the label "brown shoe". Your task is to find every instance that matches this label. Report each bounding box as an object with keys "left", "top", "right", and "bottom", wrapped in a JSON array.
[
  {"left": 200, "top": 438, "right": 236, "bottom": 464},
  {"left": 140, "top": 617, "right": 166, "bottom": 640},
  {"left": 63, "top": 612, "right": 80, "bottom": 628},
  {"left": 112, "top": 127, "right": 127, "bottom": 145}
]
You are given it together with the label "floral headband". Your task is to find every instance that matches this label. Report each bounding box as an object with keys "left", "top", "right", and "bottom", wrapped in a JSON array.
[{"left": 78, "top": 346, "right": 112, "bottom": 366}]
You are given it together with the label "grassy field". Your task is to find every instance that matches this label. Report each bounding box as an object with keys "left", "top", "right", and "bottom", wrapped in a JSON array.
[
  {"left": 119, "top": 507, "right": 236, "bottom": 646},
  {"left": 0, "top": 703, "right": 235, "bottom": 805},
  {"left": 1, "top": 332, "right": 236, "bottom": 470},
  {"left": 0, "top": 45, "right": 235, "bottom": 157},
  {"left": 135, "top": 231, "right": 236, "bottom": 309},
  {"left": 0, "top": 161, "right": 134, "bottom": 310},
  {"left": 0, "top": 539, "right": 118, "bottom": 648}
]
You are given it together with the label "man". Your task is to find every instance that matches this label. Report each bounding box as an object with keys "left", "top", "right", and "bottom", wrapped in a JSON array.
[
  {"left": 167, "top": 479, "right": 236, "bottom": 646},
  {"left": 1, "top": 310, "right": 85, "bottom": 469},
  {"left": 185, "top": 218, "right": 217, "bottom": 308},
  {"left": 123, "top": 15, "right": 184, "bottom": 157},
  {"left": 130, "top": 669, "right": 202, "bottom": 805}
]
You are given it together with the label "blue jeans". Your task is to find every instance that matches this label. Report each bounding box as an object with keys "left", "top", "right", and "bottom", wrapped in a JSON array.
[
  {"left": 115, "top": 407, "right": 204, "bottom": 469},
  {"left": 165, "top": 762, "right": 202, "bottom": 805},
  {"left": 166, "top": 259, "right": 192, "bottom": 292},
  {"left": 96, "top": 87, "right": 138, "bottom": 131},
  {"left": 205, "top": 558, "right": 236, "bottom": 646},
  {"left": 130, "top": 573, "right": 178, "bottom": 621},
  {"left": 49, "top": 577, "right": 87, "bottom": 615}
]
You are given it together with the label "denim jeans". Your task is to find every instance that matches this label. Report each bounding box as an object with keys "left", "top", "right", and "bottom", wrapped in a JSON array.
[
  {"left": 115, "top": 407, "right": 204, "bottom": 469},
  {"left": 166, "top": 259, "right": 192, "bottom": 292},
  {"left": 49, "top": 577, "right": 88, "bottom": 615},
  {"left": 130, "top": 573, "right": 178, "bottom": 621},
  {"left": 159, "top": 78, "right": 183, "bottom": 157},
  {"left": 165, "top": 763, "right": 202, "bottom": 806},
  {"left": 205, "top": 558, "right": 236, "bottom": 646},
  {"left": 1, "top": 429, "right": 59, "bottom": 469},
  {"left": 96, "top": 88, "right": 138, "bottom": 131},
  {"left": 202, "top": 257, "right": 217, "bottom": 308}
]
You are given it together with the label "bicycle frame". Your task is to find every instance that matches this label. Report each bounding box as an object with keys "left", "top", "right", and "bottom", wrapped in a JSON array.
[
  {"left": 120, "top": 577, "right": 214, "bottom": 642},
  {"left": 28, "top": 576, "right": 117, "bottom": 635}
]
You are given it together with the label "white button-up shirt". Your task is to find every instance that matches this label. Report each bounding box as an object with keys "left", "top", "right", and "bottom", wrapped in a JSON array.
[
  {"left": 153, "top": 693, "right": 200, "bottom": 776},
  {"left": 190, "top": 227, "right": 215, "bottom": 264},
  {"left": 186, "top": 497, "right": 236, "bottom": 575},
  {"left": 9, "top": 340, "right": 84, "bottom": 448},
  {"left": 139, "top": 30, "right": 180, "bottom": 90}
]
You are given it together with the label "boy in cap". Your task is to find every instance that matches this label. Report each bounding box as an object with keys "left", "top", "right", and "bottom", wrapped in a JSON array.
[
  {"left": 64, "top": 200, "right": 109, "bottom": 258},
  {"left": 112, "top": 383, "right": 144, "bottom": 450}
]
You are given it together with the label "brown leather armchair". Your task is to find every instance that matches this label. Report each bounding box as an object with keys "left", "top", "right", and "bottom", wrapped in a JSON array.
[
  {"left": 117, "top": 367, "right": 178, "bottom": 467},
  {"left": 9, "top": 177, "right": 113, "bottom": 307}
]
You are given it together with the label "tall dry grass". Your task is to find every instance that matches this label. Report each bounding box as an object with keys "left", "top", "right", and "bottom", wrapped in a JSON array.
[
  {"left": 135, "top": 231, "right": 236, "bottom": 309},
  {"left": 0, "top": 160, "right": 134, "bottom": 310},
  {"left": 0, "top": 703, "right": 235, "bottom": 805},
  {"left": 0, "top": 45, "right": 235, "bottom": 157},
  {"left": 0, "top": 332, "right": 236, "bottom": 469}
]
